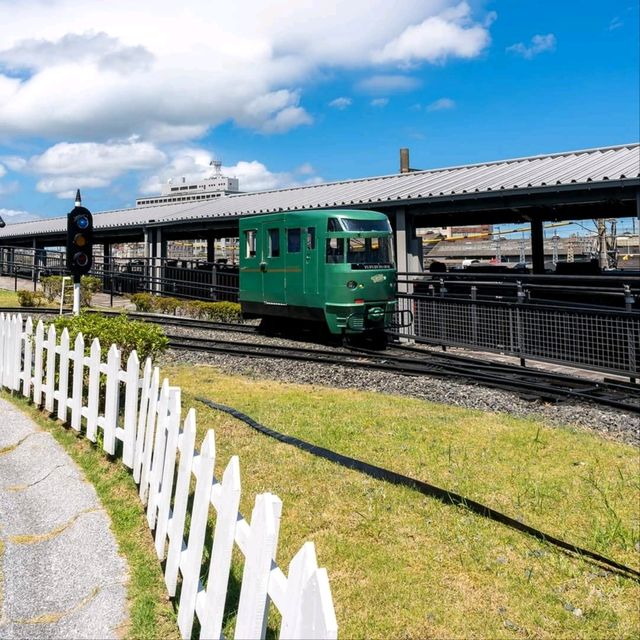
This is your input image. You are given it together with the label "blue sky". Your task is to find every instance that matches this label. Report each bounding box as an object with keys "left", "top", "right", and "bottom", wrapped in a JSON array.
[{"left": 0, "top": 0, "right": 638, "bottom": 234}]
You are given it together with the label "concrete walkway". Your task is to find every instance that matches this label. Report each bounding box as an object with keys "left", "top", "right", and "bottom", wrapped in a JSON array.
[{"left": 0, "top": 398, "right": 128, "bottom": 639}]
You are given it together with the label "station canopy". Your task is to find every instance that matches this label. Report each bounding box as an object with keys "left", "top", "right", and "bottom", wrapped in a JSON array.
[{"left": 1, "top": 142, "right": 638, "bottom": 243}]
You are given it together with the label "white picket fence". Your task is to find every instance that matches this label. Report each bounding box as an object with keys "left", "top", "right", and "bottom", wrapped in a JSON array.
[{"left": 0, "top": 313, "right": 337, "bottom": 640}]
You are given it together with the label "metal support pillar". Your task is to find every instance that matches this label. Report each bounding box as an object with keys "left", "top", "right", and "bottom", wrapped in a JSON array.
[
  {"left": 394, "top": 207, "right": 423, "bottom": 341},
  {"left": 394, "top": 207, "right": 423, "bottom": 284},
  {"left": 102, "top": 242, "right": 112, "bottom": 295},
  {"left": 153, "top": 228, "right": 166, "bottom": 295},
  {"left": 206, "top": 232, "right": 216, "bottom": 263},
  {"left": 530, "top": 218, "right": 545, "bottom": 274}
]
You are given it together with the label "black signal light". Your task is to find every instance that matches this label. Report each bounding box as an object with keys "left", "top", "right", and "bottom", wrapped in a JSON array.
[{"left": 67, "top": 190, "right": 93, "bottom": 277}]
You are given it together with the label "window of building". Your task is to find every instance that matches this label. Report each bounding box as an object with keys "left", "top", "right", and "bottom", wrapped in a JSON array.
[
  {"left": 326, "top": 237, "right": 344, "bottom": 263},
  {"left": 268, "top": 228, "right": 280, "bottom": 257},
  {"left": 287, "top": 228, "right": 301, "bottom": 253},
  {"left": 245, "top": 230, "right": 257, "bottom": 258}
]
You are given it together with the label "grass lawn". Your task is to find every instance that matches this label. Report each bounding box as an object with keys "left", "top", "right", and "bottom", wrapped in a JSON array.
[
  {"left": 162, "top": 363, "right": 640, "bottom": 640},
  {"left": 0, "top": 289, "right": 20, "bottom": 306}
]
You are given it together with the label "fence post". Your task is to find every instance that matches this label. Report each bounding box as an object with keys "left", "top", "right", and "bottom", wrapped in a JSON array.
[
  {"left": 2, "top": 313, "right": 13, "bottom": 388},
  {"left": 56, "top": 328, "right": 70, "bottom": 421},
  {"left": 147, "top": 379, "right": 171, "bottom": 528},
  {"left": 0, "top": 314, "right": 5, "bottom": 384},
  {"left": 234, "top": 493, "right": 283, "bottom": 640},
  {"left": 122, "top": 350, "right": 140, "bottom": 468},
  {"left": 165, "top": 408, "right": 197, "bottom": 597},
  {"left": 70, "top": 333, "right": 85, "bottom": 431},
  {"left": 103, "top": 343, "right": 121, "bottom": 455},
  {"left": 516, "top": 281, "right": 526, "bottom": 367},
  {"left": 11, "top": 314, "right": 23, "bottom": 391},
  {"left": 22, "top": 316, "right": 33, "bottom": 398},
  {"left": 177, "top": 430, "right": 216, "bottom": 639},
  {"left": 133, "top": 358, "right": 153, "bottom": 482},
  {"left": 281, "top": 542, "right": 337, "bottom": 640},
  {"left": 32, "top": 320, "right": 45, "bottom": 406},
  {"left": 139, "top": 366, "right": 160, "bottom": 504},
  {"left": 199, "top": 455, "right": 242, "bottom": 640},
  {"left": 44, "top": 324, "right": 57, "bottom": 413},
  {"left": 85, "top": 338, "right": 102, "bottom": 442},
  {"left": 154, "top": 388, "right": 182, "bottom": 559}
]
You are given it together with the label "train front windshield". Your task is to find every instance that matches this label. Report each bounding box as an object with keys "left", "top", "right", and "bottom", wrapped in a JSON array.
[
  {"left": 347, "top": 236, "right": 394, "bottom": 267},
  {"left": 325, "top": 235, "right": 394, "bottom": 266}
]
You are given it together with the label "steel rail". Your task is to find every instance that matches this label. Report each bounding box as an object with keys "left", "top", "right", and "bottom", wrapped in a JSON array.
[{"left": 167, "top": 334, "right": 640, "bottom": 413}]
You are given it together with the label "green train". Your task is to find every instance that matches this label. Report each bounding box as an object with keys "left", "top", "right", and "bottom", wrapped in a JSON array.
[{"left": 239, "top": 209, "right": 397, "bottom": 340}]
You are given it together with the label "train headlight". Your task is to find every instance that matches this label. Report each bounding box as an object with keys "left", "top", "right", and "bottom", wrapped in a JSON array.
[{"left": 346, "top": 280, "right": 358, "bottom": 289}]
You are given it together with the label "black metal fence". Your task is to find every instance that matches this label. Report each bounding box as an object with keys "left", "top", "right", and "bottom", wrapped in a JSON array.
[
  {"left": 0, "top": 247, "right": 239, "bottom": 302},
  {"left": 393, "top": 271, "right": 639, "bottom": 379},
  {"left": 2, "top": 246, "right": 639, "bottom": 378}
]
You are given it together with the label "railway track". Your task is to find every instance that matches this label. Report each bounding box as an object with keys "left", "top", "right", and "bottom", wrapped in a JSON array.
[
  {"left": 166, "top": 333, "right": 640, "bottom": 414},
  {"left": 5, "top": 306, "right": 637, "bottom": 413}
]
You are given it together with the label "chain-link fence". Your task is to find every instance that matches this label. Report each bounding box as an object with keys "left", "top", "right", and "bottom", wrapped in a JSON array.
[{"left": 394, "top": 293, "right": 639, "bottom": 378}]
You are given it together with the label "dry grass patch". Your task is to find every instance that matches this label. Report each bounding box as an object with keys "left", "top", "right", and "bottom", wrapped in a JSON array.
[{"left": 164, "top": 363, "right": 640, "bottom": 640}]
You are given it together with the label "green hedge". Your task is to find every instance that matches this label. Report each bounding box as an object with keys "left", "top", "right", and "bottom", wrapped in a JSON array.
[
  {"left": 41, "top": 275, "right": 102, "bottom": 307},
  {"left": 52, "top": 313, "right": 168, "bottom": 361},
  {"left": 129, "top": 294, "right": 242, "bottom": 323}
]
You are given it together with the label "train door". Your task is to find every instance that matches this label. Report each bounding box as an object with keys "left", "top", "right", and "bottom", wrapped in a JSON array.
[
  {"left": 262, "top": 224, "right": 285, "bottom": 303},
  {"left": 284, "top": 226, "right": 303, "bottom": 307},
  {"left": 240, "top": 225, "right": 260, "bottom": 304},
  {"left": 303, "top": 226, "right": 319, "bottom": 300}
]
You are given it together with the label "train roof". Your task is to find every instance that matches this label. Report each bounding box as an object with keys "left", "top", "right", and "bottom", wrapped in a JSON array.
[{"left": 238, "top": 208, "right": 389, "bottom": 226}]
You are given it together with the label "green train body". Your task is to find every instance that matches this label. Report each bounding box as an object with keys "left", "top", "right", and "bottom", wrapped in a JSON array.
[{"left": 239, "top": 209, "right": 396, "bottom": 335}]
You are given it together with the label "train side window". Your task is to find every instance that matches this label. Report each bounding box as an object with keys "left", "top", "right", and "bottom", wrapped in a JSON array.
[
  {"left": 268, "top": 228, "right": 280, "bottom": 258},
  {"left": 326, "top": 237, "right": 344, "bottom": 263},
  {"left": 287, "top": 228, "right": 301, "bottom": 253},
  {"left": 307, "top": 227, "right": 316, "bottom": 250},
  {"left": 244, "top": 230, "right": 257, "bottom": 258}
]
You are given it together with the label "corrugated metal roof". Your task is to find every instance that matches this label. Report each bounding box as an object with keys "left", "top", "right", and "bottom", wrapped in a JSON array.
[{"left": 1, "top": 142, "right": 638, "bottom": 240}]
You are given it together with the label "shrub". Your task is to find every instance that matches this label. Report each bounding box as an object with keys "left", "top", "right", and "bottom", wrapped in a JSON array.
[
  {"left": 17, "top": 290, "right": 45, "bottom": 307},
  {"left": 80, "top": 276, "right": 102, "bottom": 307},
  {"left": 40, "top": 275, "right": 64, "bottom": 302},
  {"left": 153, "top": 296, "right": 180, "bottom": 315},
  {"left": 52, "top": 313, "right": 168, "bottom": 361},
  {"left": 129, "top": 293, "right": 154, "bottom": 312},
  {"left": 40, "top": 275, "right": 102, "bottom": 307},
  {"left": 128, "top": 293, "right": 242, "bottom": 322}
]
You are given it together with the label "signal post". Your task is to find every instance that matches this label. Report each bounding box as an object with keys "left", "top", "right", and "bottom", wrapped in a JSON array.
[{"left": 66, "top": 190, "right": 93, "bottom": 315}]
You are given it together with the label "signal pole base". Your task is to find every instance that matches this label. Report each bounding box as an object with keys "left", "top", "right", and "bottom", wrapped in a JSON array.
[{"left": 73, "top": 276, "right": 81, "bottom": 316}]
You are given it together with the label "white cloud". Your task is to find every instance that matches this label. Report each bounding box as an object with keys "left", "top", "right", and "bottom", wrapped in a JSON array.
[
  {"left": 608, "top": 17, "right": 623, "bottom": 31},
  {"left": 358, "top": 75, "right": 420, "bottom": 93},
  {"left": 427, "top": 97, "right": 455, "bottom": 111},
  {"left": 0, "top": 1, "right": 495, "bottom": 141},
  {"left": 374, "top": 2, "right": 491, "bottom": 65},
  {"left": 371, "top": 98, "right": 389, "bottom": 108},
  {"left": 0, "top": 207, "right": 41, "bottom": 223},
  {"left": 140, "top": 147, "right": 323, "bottom": 195},
  {"left": 0, "top": 31, "right": 154, "bottom": 73},
  {"left": 0, "top": 163, "right": 5, "bottom": 178},
  {"left": 328, "top": 97, "right": 352, "bottom": 110},
  {"left": 234, "top": 90, "right": 312, "bottom": 134},
  {"left": 10, "top": 140, "right": 166, "bottom": 197},
  {"left": 0, "top": 156, "right": 27, "bottom": 171},
  {"left": 507, "top": 33, "right": 556, "bottom": 59}
]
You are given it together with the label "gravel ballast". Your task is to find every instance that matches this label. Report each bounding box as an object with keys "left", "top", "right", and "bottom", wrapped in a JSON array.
[{"left": 160, "top": 326, "right": 640, "bottom": 447}]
